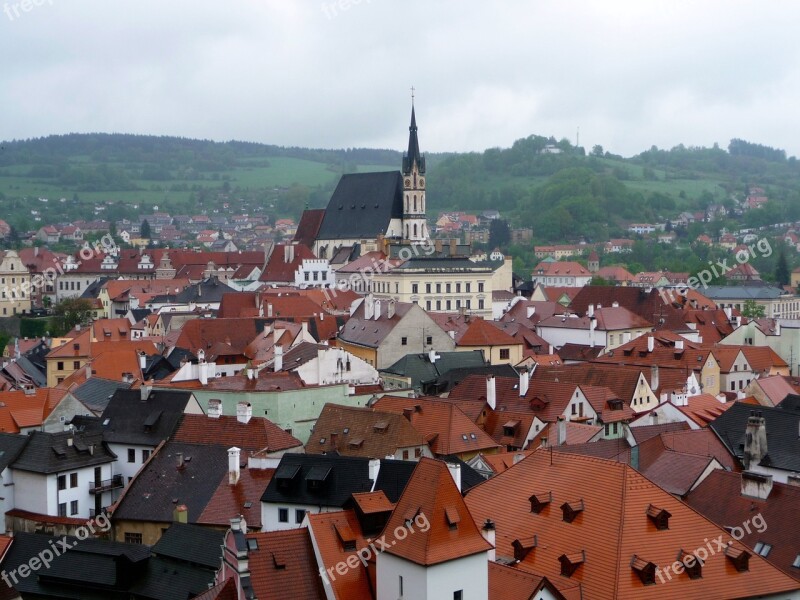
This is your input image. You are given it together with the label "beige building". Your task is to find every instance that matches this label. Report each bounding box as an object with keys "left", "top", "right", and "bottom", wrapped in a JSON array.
[{"left": 0, "top": 250, "right": 32, "bottom": 317}]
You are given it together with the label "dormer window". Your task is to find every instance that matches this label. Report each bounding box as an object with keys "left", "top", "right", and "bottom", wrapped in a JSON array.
[
  {"left": 334, "top": 522, "right": 357, "bottom": 551},
  {"left": 677, "top": 549, "right": 703, "bottom": 579},
  {"left": 561, "top": 500, "right": 584, "bottom": 523},
  {"left": 373, "top": 421, "right": 388, "bottom": 433},
  {"left": 725, "top": 545, "right": 751, "bottom": 572},
  {"left": 445, "top": 506, "right": 460, "bottom": 530},
  {"left": 646, "top": 504, "right": 671, "bottom": 530},
  {"left": 275, "top": 463, "right": 300, "bottom": 489},
  {"left": 528, "top": 491, "right": 552, "bottom": 514},
  {"left": 503, "top": 420, "right": 519, "bottom": 437},
  {"left": 306, "top": 465, "right": 331, "bottom": 492},
  {"left": 630, "top": 554, "right": 657, "bottom": 585},
  {"left": 512, "top": 535, "right": 537, "bottom": 561},
  {"left": 754, "top": 542, "right": 772, "bottom": 557},
  {"left": 558, "top": 551, "right": 585, "bottom": 577}
]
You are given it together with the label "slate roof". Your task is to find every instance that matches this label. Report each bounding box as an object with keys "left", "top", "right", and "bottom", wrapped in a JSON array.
[
  {"left": 317, "top": 171, "right": 404, "bottom": 240},
  {"left": 710, "top": 403, "right": 800, "bottom": 472},
  {"left": 381, "top": 350, "right": 488, "bottom": 392},
  {"left": 151, "top": 522, "right": 225, "bottom": 569},
  {"left": 12, "top": 430, "right": 115, "bottom": 474},
  {"left": 67, "top": 377, "right": 132, "bottom": 414},
  {"left": 371, "top": 459, "right": 417, "bottom": 503},
  {"left": 337, "top": 299, "right": 415, "bottom": 348},
  {"left": 0, "top": 432, "right": 30, "bottom": 471},
  {"left": 100, "top": 389, "right": 193, "bottom": 446},
  {"left": 112, "top": 442, "right": 229, "bottom": 524}
]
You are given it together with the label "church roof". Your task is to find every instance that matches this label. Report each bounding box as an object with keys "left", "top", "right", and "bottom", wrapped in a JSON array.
[
  {"left": 316, "top": 171, "right": 404, "bottom": 241},
  {"left": 403, "top": 105, "right": 425, "bottom": 175}
]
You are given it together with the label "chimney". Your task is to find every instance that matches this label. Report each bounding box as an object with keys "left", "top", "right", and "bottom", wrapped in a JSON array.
[
  {"left": 230, "top": 515, "right": 248, "bottom": 533},
  {"left": 207, "top": 399, "right": 222, "bottom": 419},
  {"left": 267, "top": 303, "right": 273, "bottom": 318},
  {"left": 284, "top": 244, "right": 294, "bottom": 263},
  {"left": 526, "top": 305, "right": 536, "bottom": 319},
  {"left": 368, "top": 458, "right": 380, "bottom": 483},
  {"left": 236, "top": 402, "right": 252, "bottom": 425},
  {"left": 364, "top": 294, "right": 374, "bottom": 319},
  {"left": 787, "top": 473, "right": 800, "bottom": 487},
  {"left": 447, "top": 462, "right": 462, "bottom": 492},
  {"left": 741, "top": 471, "right": 773, "bottom": 500},
  {"left": 449, "top": 239, "right": 457, "bottom": 256},
  {"left": 228, "top": 447, "right": 241, "bottom": 485},
  {"left": 85, "top": 364, "right": 92, "bottom": 380},
  {"left": 735, "top": 315, "right": 742, "bottom": 328},
  {"left": 435, "top": 239, "right": 442, "bottom": 254},
  {"left": 589, "top": 315, "right": 597, "bottom": 348},
  {"left": 176, "top": 452, "right": 185, "bottom": 470},
  {"left": 743, "top": 411, "right": 767, "bottom": 470},
  {"left": 374, "top": 299, "right": 382, "bottom": 320},
  {"left": 140, "top": 384, "right": 152, "bottom": 401},
  {"left": 588, "top": 304, "right": 595, "bottom": 318},
  {"left": 513, "top": 452, "right": 525, "bottom": 465},
  {"left": 482, "top": 520, "right": 496, "bottom": 562},
  {"left": 274, "top": 344, "right": 283, "bottom": 372},
  {"left": 429, "top": 349, "right": 439, "bottom": 364},
  {"left": 173, "top": 504, "right": 188, "bottom": 523},
  {"left": 138, "top": 352, "right": 147, "bottom": 371},
  {"left": 612, "top": 300, "right": 619, "bottom": 308},
  {"left": 675, "top": 339, "right": 684, "bottom": 351},
  {"left": 650, "top": 365, "right": 659, "bottom": 393},
  {"left": 556, "top": 416, "right": 567, "bottom": 446},
  {"left": 403, "top": 407, "right": 414, "bottom": 421},
  {"left": 724, "top": 306, "right": 732, "bottom": 320},
  {"left": 775, "top": 321, "right": 781, "bottom": 336},
  {"left": 387, "top": 299, "right": 396, "bottom": 319},
  {"left": 519, "top": 368, "right": 529, "bottom": 397},
  {"left": 486, "top": 375, "right": 496, "bottom": 410},
  {"left": 647, "top": 336, "right": 654, "bottom": 353}
]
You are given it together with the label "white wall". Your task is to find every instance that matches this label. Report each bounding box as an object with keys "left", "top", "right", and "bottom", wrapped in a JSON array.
[
  {"left": 261, "top": 502, "right": 340, "bottom": 532},
  {"left": 295, "top": 347, "right": 379, "bottom": 387},
  {"left": 377, "top": 551, "right": 488, "bottom": 600}
]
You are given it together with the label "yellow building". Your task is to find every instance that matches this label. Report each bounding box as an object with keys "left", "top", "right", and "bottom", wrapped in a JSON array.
[
  {"left": 0, "top": 251, "right": 32, "bottom": 316},
  {"left": 455, "top": 317, "right": 523, "bottom": 365}
]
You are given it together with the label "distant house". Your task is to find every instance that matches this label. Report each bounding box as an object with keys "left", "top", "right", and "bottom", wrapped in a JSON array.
[
  {"left": 531, "top": 261, "right": 592, "bottom": 288},
  {"left": 36, "top": 225, "right": 60, "bottom": 244}
]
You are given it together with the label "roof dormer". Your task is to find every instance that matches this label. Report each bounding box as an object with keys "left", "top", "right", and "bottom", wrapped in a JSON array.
[
  {"left": 561, "top": 499, "right": 584, "bottom": 523},
  {"left": 528, "top": 491, "right": 552, "bottom": 514}
]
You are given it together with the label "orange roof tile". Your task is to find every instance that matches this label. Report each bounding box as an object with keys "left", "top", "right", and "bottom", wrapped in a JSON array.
[
  {"left": 381, "top": 458, "right": 492, "bottom": 566},
  {"left": 197, "top": 467, "right": 273, "bottom": 530},
  {"left": 458, "top": 318, "right": 519, "bottom": 347},
  {"left": 245, "top": 528, "right": 326, "bottom": 599},
  {"left": 173, "top": 414, "right": 302, "bottom": 453}
]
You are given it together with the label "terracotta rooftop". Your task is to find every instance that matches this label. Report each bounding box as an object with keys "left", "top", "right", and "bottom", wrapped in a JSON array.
[
  {"left": 196, "top": 467, "right": 274, "bottom": 530},
  {"left": 458, "top": 317, "right": 519, "bottom": 347},
  {"left": 245, "top": 528, "right": 326, "bottom": 599},
  {"left": 172, "top": 414, "right": 302, "bottom": 454}
]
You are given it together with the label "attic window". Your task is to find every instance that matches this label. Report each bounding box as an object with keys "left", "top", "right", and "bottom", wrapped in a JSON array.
[
  {"left": 646, "top": 504, "right": 671, "bottom": 530},
  {"left": 512, "top": 535, "right": 537, "bottom": 561},
  {"left": 528, "top": 491, "right": 552, "bottom": 514},
  {"left": 348, "top": 438, "right": 364, "bottom": 449},
  {"left": 725, "top": 545, "right": 751, "bottom": 572},
  {"left": 503, "top": 420, "right": 519, "bottom": 437},
  {"left": 275, "top": 463, "right": 300, "bottom": 488},
  {"left": 247, "top": 538, "right": 258, "bottom": 551},
  {"left": 470, "top": 433, "right": 477, "bottom": 440},
  {"left": 334, "top": 522, "right": 357, "bottom": 551},
  {"left": 677, "top": 549, "right": 703, "bottom": 579},
  {"left": 561, "top": 500, "right": 584, "bottom": 523},
  {"left": 461, "top": 434, "right": 468, "bottom": 441},
  {"left": 243, "top": 501, "right": 253, "bottom": 509},
  {"left": 445, "top": 506, "right": 461, "bottom": 530},
  {"left": 319, "top": 437, "right": 326, "bottom": 445},
  {"left": 630, "top": 554, "right": 657, "bottom": 585},
  {"left": 754, "top": 542, "right": 772, "bottom": 557},
  {"left": 558, "top": 551, "right": 585, "bottom": 578},
  {"left": 272, "top": 551, "right": 287, "bottom": 569},
  {"left": 608, "top": 399, "right": 623, "bottom": 411},
  {"left": 373, "top": 422, "right": 388, "bottom": 433},
  {"left": 306, "top": 465, "right": 331, "bottom": 491}
]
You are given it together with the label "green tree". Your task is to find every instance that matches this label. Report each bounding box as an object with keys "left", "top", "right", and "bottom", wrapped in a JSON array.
[
  {"left": 140, "top": 219, "right": 151, "bottom": 239},
  {"left": 51, "top": 298, "right": 94, "bottom": 335},
  {"left": 591, "top": 145, "right": 604, "bottom": 157},
  {"left": 775, "top": 249, "right": 790, "bottom": 286},
  {"left": 741, "top": 299, "right": 766, "bottom": 319},
  {"left": 489, "top": 219, "right": 511, "bottom": 249}
]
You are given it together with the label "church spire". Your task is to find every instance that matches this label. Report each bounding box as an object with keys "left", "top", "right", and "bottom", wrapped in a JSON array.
[{"left": 403, "top": 97, "right": 425, "bottom": 175}]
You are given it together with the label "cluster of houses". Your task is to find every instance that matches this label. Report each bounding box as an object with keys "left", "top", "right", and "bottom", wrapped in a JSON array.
[{"left": 0, "top": 109, "right": 797, "bottom": 599}]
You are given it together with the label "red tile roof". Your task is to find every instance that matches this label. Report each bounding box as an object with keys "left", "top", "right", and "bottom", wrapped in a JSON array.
[
  {"left": 197, "top": 467, "right": 274, "bottom": 530},
  {"left": 465, "top": 450, "right": 800, "bottom": 599},
  {"left": 488, "top": 561, "right": 566, "bottom": 600},
  {"left": 172, "top": 414, "right": 302, "bottom": 453},
  {"left": 458, "top": 318, "right": 519, "bottom": 347},
  {"left": 245, "top": 528, "right": 326, "bottom": 599},
  {"left": 0, "top": 388, "right": 67, "bottom": 433},
  {"left": 381, "top": 458, "right": 492, "bottom": 566}
]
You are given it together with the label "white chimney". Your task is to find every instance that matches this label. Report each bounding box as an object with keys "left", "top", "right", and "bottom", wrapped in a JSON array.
[
  {"left": 526, "top": 305, "right": 536, "bottom": 319},
  {"left": 740, "top": 471, "right": 772, "bottom": 500},
  {"left": 482, "top": 520, "right": 496, "bottom": 562},
  {"left": 267, "top": 303, "right": 273, "bottom": 318},
  {"left": 387, "top": 299, "right": 396, "bottom": 319},
  {"left": 589, "top": 316, "right": 597, "bottom": 348},
  {"left": 364, "top": 294, "right": 375, "bottom": 319},
  {"left": 138, "top": 352, "right": 147, "bottom": 371},
  {"left": 519, "top": 368, "right": 529, "bottom": 397},
  {"left": 486, "top": 375, "right": 496, "bottom": 410},
  {"left": 775, "top": 321, "right": 781, "bottom": 336},
  {"left": 85, "top": 364, "right": 92, "bottom": 380},
  {"left": 724, "top": 306, "right": 732, "bottom": 320},
  {"left": 374, "top": 299, "right": 382, "bottom": 320},
  {"left": 236, "top": 402, "right": 252, "bottom": 425},
  {"left": 208, "top": 399, "right": 222, "bottom": 419},
  {"left": 587, "top": 304, "right": 595, "bottom": 318},
  {"left": 647, "top": 336, "right": 654, "bottom": 353},
  {"left": 228, "top": 447, "right": 241, "bottom": 485},
  {"left": 447, "top": 462, "right": 462, "bottom": 492},
  {"left": 675, "top": 339, "right": 684, "bottom": 351},
  {"left": 274, "top": 344, "right": 283, "bottom": 372},
  {"left": 556, "top": 416, "right": 567, "bottom": 446},
  {"left": 735, "top": 316, "right": 742, "bottom": 328},
  {"left": 513, "top": 452, "right": 525, "bottom": 465},
  {"left": 368, "top": 458, "right": 381, "bottom": 485},
  {"left": 198, "top": 361, "right": 209, "bottom": 386},
  {"left": 429, "top": 349, "right": 439, "bottom": 364},
  {"left": 650, "top": 365, "right": 659, "bottom": 393}
]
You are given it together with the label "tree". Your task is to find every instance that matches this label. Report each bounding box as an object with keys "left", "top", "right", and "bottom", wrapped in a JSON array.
[
  {"left": 140, "top": 219, "right": 151, "bottom": 239},
  {"left": 741, "top": 299, "right": 766, "bottom": 319},
  {"left": 51, "top": 298, "right": 94, "bottom": 336},
  {"left": 489, "top": 219, "right": 511, "bottom": 250},
  {"left": 591, "top": 145, "right": 604, "bottom": 157},
  {"left": 775, "top": 249, "right": 790, "bottom": 286}
]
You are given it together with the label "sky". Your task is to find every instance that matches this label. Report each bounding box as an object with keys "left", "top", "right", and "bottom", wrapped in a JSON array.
[{"left": 2, "top": 1, "right": 800, "bottom": 158}]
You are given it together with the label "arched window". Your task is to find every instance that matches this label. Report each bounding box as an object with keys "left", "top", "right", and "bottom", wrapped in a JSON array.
[
  {"left": 405, "top": 224, "right": 409, "bottom": 239},
  {"left": 413, "top": 195, "right": 417, "bottom": 211},
  {"left": 413, "top": 223, "right": 418, "bottom": 238}
]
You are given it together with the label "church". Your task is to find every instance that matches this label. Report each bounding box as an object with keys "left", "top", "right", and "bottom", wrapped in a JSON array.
[{"left": 302, "top": 104, "right": 430, "bottom": 260}]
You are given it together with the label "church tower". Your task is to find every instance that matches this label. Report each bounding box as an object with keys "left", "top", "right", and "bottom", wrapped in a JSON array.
[{"left": 401, "top": 101, "right": 428, "bottom": 244}]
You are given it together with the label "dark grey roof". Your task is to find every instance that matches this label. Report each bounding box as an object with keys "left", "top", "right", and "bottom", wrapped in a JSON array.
[
  {"left": 130, "top": 308, "right": 151, "bottom": 322},
  {"left": 100, "top": 389, "right": 193, "bottom": 445},
  {"left": 12, "top": 356, "right": 46, "bottom": 387},
  {"left": 70, "top": 377, "right": 132, "bottom": 414},
  {"left": 173, "top": 277, "right": 236, "bottom": 303},
  {"left": 702, "top": 285, "right": 788, "bottom": 300},
  {"left": 316, "top": 171, "right": 404, "bottom": 240},
  {"left": 1, "top": 532, "right": 214, "bottom": 600},
  {"left": 79, "top": 277, "right": 111, "bottom": 299},
  {"left": 426, "top": 364, "right": 519, "bottom": 395},
  {"left": 0, "top": 432, "right": 30, "bottom": 471},
  {"left": 381, "top": 350, "right": 488, "bottom": 392},
  {"left": 262, "top": 454, "right": 415, "bottom": 507},
  {"left": 152, "top": 522, "right": 225, "bottom": 569},
  {"left": 442, "top": 455, "right": 485, "bottom": 493},
  {"left": 390, "top": 257, "right": 496, "bottom": 272},
  {"left": 11, "top": 430, "right": 115, "bottom": 474},
  {"left": 403, "top": 105, "right": 425, "bottom": 174},
  {"left": 113, "top": 442, "right": 229, "bottom": 523},
  {"left": 710, "top": 403, "right": 800, "bottom": 472}
]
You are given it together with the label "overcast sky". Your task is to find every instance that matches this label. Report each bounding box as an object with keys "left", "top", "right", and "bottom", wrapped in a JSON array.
[{"left": 2, "top": 1, "right": 799, "bottom": 157}]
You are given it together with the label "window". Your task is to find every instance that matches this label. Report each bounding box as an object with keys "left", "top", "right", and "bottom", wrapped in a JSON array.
[
  {"left": 402, "top": 450, "right": 409, "bottom": 460},
  {"left": 754, "top": 542, "right": 772, "bottom": 557},
  {"left": 465, "top": 283, "right": 471, "bottom": 293},
  {"left": 313, "top": 271, "right": 319, "bottom": 281},
  {"left": 412, "top": 284, "right": 418, "bottom": 294},
  {"left": 478, "top": 282, "right": 484, "bottom": 292},
  {"left": 57, "top": 475, "right": 66, "bottom": 490},
  {"left": 426, "top": 300, "right": 431, "bottom": 310},
  {"left": 478, "top": 299, "right": 485, "bottom": 310},
  {"left": 425, "top": 283, "right": 431, "bottom": 293},
  {"left": 612, "top": 423, "right": 618, "bottom": 435},
  {"left": 426, "top": 336, "right": 432, "bottom": 345},
  {"left": 446, "top": 283, "right": 451, "bottom": 293},
  {"left": 127, "top": 449, "right": 135, "bottom": 463},
  {"left": 73, "top": 361, "right": 80, "bottom": 370},
  {"left": 456, "top": 283, "right": 461, "bottom": 293},
  {"left": 70, "top": 473, "right": 78, "bottom": 488},
  {"left": 436, "top": 300, "right": 441, "bottom": 310},
  {"left": 401, "top": 337, "right": 408, "bottom": 346},
  {"left": 792, "top": 554, "right": 800, "bottom": 569},
  {"left": 58, "top": 503, "right": 67, "bottom": 517},
  {"left": 571, "top": 404, "right": 577, "bottom": 416},
  {"left": 415, "top": 448, "right": 422, "bottom": 458},
  {"left": 399, "top": 576, "right": 403, "bottom": 596},
  {"left": 124, "top": 532, "right": 143, "bottom": 544},
  {"left": 278, "top": 508, "right": 289, "bottom": 523},
  {"left": 57, "top": 361, "right": 64, "bottom": 371},
  {"left": 295, "top": 509, "right": 306, "bottom": 524},
  {"left": 500, "top": 349, "right": 510, "bottom": 360},
  {"left": 304, "top": 272, "right": 309, "bottom": 281},
  {"left": 436, "top": 283, "right": 441, "bottom": 294},
  {"left": 142, "top": 449, "right": 151, "bottom": 462},
  {"left": 454, "top": 592, "right": 463, "bottom": 600},
  {"left": 446, "top": 300, "right": 451, "bottom": 310},
  {"left": 70, "top": 500, "right": 78, "bottom": 516}
]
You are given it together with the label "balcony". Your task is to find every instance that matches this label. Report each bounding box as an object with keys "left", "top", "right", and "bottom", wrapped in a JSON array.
[{"left": 89, "top": 474, "right": 124, "bottom": 495}]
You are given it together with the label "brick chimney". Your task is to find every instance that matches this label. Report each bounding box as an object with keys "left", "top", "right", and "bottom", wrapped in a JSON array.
[{"left": 743, "top": 411, "right": 767, "bottom": 470}]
